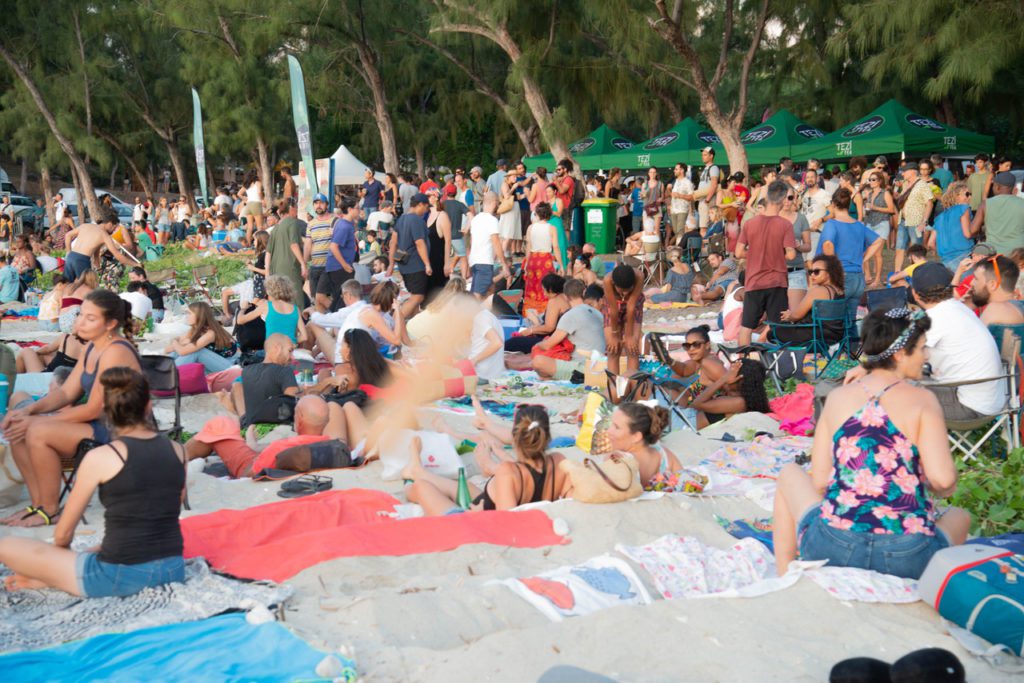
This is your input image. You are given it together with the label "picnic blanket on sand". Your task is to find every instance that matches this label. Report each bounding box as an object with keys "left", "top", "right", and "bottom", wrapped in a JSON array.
[
  {"left": 0, "top": 558, "right": 290, "bottom": 654},
  {"left": 693, "top": 435, "right": 812, "bottom": 510},
  {"left": 182, "top": 488, "right": 566, "bottom": 582},
  {"left": 0, "top": 612, "right": 352, "bottom": 683}
]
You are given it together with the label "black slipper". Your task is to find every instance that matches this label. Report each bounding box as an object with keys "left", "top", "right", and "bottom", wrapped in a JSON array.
[{"left": 277, "top": 474, "right": 333, "bottom": 498}]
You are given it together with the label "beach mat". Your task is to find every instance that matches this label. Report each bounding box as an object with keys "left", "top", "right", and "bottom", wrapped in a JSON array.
[
  {"left": 0, "top": 612, "right": 348, "bottom": 683},
  {"left": 0, "top": 558, "right": 290, "bottom": 655},
  {"left": 182, "top": 488, "right": 566, "bottom": 581}
]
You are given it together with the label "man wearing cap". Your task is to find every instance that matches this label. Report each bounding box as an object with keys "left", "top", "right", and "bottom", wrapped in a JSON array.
[
  {"left": 894, "top": 164, "right": 934, "bottom": 273},
  {"left": 469, "top": 166, "right": 487, "bottom": 200},
  {"left": 304, "top": 193, "right": 338, "bottom": 313},
  {"left": 692, "top": 147, "right": 720, "bottom": 231},
  {"left": 971, "top": 171, "right": 1024, "bottom": 255},
  {"left": 970, "top": 255, "right": 1024, "bottom": 326},
  {"left": 443, "top": 183, "right": 470, "bottom": 279},
  {"left": 266, "top": 197, "right": 307, "bottom": 306},
  {"left": 320, "top": 197, "right": 358, "bottom": 311},
  {"left": 843, "top": 262, "right": 1006, "bottom": 422},
  {"left": 951, "top": 242, "right": 997, "bottom": 301},
  {"left": 388, "top": 192, "right": 432, "bottom": 318},
  {"left": 486, "top": 159, "right": 508, "bottom": 196}
]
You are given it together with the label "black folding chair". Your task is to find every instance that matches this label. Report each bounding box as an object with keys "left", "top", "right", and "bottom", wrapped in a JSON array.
[{"left": 865, "top": 287, "right": 908, "bottom": 313}]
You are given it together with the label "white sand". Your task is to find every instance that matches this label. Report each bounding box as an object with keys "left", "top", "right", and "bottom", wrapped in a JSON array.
[{"left": 0, "top": 315, "right": 1012, "bottom": 682}]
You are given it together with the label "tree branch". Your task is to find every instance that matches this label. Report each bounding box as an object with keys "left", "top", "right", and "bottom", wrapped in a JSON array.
[
  {"left": 218, "top": 14, "right": 242, "bottom": 60},
  {"left": 539, "top": 5, "right": 557, "bottom": 62},
  {"left": 398, "top": 29, "right": 509, "bottom": 108},
  {"left": 650, "top": 62, "right": 696, "bottom": 91},
  {"left": 734, "top": 0, "right": 770, "bottom": 124},
  {"left": 650, "top": 0, "right": 710, "bottom": 92},
  {"left": 709, "top": 0, "right": 734, "bottom": 93}
]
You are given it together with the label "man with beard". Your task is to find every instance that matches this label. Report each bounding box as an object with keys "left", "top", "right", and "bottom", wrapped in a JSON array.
[
  {"left": 971, "top": 255, "right": 1024, "bottom": 326},
  {"left": 304, "top": 193, "right": 338, "bottom": 313}
]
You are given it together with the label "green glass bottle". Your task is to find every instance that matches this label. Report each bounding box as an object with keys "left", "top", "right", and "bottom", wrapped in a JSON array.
[{"left": 456, "top": 467, "right": 472, "bottom": 510}]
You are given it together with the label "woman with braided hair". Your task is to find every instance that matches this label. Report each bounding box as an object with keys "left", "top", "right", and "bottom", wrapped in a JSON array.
[{"left": 772, "top": 307, "right": 970, "bottom": 579}]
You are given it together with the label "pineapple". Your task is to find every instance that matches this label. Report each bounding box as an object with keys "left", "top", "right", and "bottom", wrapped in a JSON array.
[{"left": 590, "top": 399, "right": 614, "bottom": 455}]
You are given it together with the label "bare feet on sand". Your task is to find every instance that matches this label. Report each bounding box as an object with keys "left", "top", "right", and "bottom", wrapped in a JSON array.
[
  {"left": 400, "top": 436, "right": 424, "bottom": 481},
  {"left": 217, "top": 389, "right": 235, "bottom": 414},
  {"left": 0, "top": 507, "right": 33, "bottom": 525},
  {"left": 471, "top": 396, "right": 489, "bottom": 431},
  {"left": 4, "top": 574, "right": 48, "bottom": 591}
]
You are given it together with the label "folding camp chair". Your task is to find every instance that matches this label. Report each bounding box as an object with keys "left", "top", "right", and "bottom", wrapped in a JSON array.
[
  {"left": 188, "top": 264, "right": 219, "bottom": 306},
  {"left": 865, "top": 286, "right": 908, "bottom": 313},
  {"left": 766, "top": 298, "right": 856, "bottom": 384},
  {"left": 645, "top": 332, "right": 700, "bottom": 432},
  {"left": 682, "top": 235, "right": 703, "bottom": 267},
  {"left": 941, "top": 331, "right": 1021, "bottom": 462},
  {"left": 147, "top": 267, "right": 181, "bottom": 306}
]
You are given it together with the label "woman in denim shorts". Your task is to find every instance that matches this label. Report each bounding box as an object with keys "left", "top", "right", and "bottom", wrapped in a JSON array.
[
  {"left": 0, "top": 367, "right": 186, "bottom": 597},
  {"left": 772, "top": 308, "right": 970, "bottom": 579}
]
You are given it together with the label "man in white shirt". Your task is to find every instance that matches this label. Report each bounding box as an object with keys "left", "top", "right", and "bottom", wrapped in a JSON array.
[
  {"left": 366, "top": 201, "right": 396, "bottom": 237},
  {"left": 121, "top": 282, "right": 154, "bottom": 322},
  {"left": 669, "top": 162, "right": 695, "bottom": 242},
  {"left": 467, "top": 192, "right": 510, "bottom": 298},
  {"left": 53, "top": 193, "right": 67, "bottom": 225},
  {"left": 132, "top": 197, "right": 145, "bottom": 223},
  {"left": 692, "top": 148, "right": 720, "bottom": 231}
]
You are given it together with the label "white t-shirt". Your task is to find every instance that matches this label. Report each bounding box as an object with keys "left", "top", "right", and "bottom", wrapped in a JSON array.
[
  {"left": 54, "top": 201, "right": 67, "bottom": 223},
  {"left": 120, "top": 291, "right": 153, "bottom": 321},
  {"left": 468, "top": 212, "right": 500, "bottom": 267},
  {"left": 925, "top": 298, "right": 1006, "bottom": 415},
  {"left": 801, "top": 188, "right": 830, "bottom": 225},
  {"left": 470, "top": 309, "right": 505, "bottom": 380},
  {"left": 36, "top": 254, "right": 58, "bottom": 273},
  {"left": 175, "top": 204, "right": 191, "bottom": 222},
  {"left": 366, "top": 210, "right": 393, "bottom": 233},
  {"left": 671, "top": 177, "right": 695, "bottom": 214},
  {"left": 132, "top": 203, "right": 144, "bottom": 222}
]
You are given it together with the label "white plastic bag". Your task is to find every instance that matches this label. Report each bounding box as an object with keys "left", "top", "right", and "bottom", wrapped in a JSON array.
[{"left": 378, "top": 429, "right": 461, "bottom": 480}]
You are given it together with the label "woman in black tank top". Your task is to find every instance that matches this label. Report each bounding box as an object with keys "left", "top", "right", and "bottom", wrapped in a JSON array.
[
  {"left": 772, "top": 254, "right": 847, "bottom": 345},
  {"left": 404, "top": 405, "right": 568, "bottom": 515},
  {"left": 0, "top": 366, "right": 186, "bottom": 597}
]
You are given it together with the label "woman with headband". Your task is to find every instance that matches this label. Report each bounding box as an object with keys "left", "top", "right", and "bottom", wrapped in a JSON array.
[{"left": 772, "top": 307, "right": 970, "bottom": 579}]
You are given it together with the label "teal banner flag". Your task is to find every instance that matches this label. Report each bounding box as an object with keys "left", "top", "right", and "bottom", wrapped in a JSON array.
[
  {"left": 191, "top": 88, "right": 209, "bottom": 206},
  {"left": 287, "top": 55, "right": 318, "bottom": 212}
]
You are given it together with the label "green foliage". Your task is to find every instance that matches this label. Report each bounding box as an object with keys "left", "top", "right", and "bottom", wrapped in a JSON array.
[
  {"left": 134, "top": 245, "right": 249, "bottom": 293},
  {"left": 950, "top": 447, "right": 1024, "bottom": 536}
]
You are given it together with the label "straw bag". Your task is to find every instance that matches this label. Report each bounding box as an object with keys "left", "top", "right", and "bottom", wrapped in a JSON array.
[{"left": 560, "top": 453, "right": 642, "bottom": 504}]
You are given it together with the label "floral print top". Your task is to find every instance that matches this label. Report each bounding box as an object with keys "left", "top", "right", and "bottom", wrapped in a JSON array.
[{"left": 821, "top": 381, "right": 936, "bottom": 535}]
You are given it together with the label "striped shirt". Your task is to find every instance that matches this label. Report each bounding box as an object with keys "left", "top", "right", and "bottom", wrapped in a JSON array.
[{"left": 305, "top": 215, "right": 336, "bottom": 267}]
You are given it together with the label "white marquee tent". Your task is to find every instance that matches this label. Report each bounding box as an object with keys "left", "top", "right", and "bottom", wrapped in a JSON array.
[{"left": 323, "top": 145, "right": 387, "bottom": 185}]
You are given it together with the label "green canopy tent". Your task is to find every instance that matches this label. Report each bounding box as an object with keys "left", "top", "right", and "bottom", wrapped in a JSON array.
[
  {"left": 602, "top": 117, "right": 725, "bottom": 170},
  {"left": 794, "top": 99, "right": 994, "bottom": 162},
  {"left": 740, "top": 110, "right": 826, "bottom": 166},
  {"left": 523, "top": 124, "right": 637, "bottom": 172}
]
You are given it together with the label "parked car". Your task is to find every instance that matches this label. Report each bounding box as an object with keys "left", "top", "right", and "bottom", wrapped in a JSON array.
[
  {"left": 3, "top": 194, "right": 42, "bottom": 231},
  {"left": 51, "top": 188, "right": 133, "bottom": 226},
  {"left": 0, "top": 167, "right": 17, "bottom": 195}
]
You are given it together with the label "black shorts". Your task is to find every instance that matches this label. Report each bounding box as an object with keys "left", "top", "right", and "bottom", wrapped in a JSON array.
[
  {"left": 741, "top": 287, "right": 787, "bottom": 330},
  {"left": 402, "top": 270, "right": 428, "bottom": 296},
  {"left": 316, "top": 268, "right": 353, "bottom": 298},
  {"left": 307, "top": 266, "right": 325, "bottom": 298}
]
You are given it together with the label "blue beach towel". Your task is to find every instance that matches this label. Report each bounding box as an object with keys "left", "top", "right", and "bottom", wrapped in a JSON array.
[{"left": 0, "top": 612, "right": 353, "bottom": 683}]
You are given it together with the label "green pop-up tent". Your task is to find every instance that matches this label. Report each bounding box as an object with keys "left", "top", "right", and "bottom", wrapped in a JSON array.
[
  {"left": 523, "top": 124, "right": 636, "bottom": 172},
  {"left": 794, "top": 99, "right": 994, "bottom": 161},
  {"left": 740, "top": 110, "right": 826, "bottom": 166},
  {"left": 602, "top": 117, "right": 725, "bottom": 170}
]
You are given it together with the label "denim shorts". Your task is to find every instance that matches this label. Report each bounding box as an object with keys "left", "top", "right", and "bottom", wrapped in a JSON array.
[
  {"left": 868, "top": 220, "right": 890, "bottom": 240},
  {"left": 470, "top": 264, "right": 493, "bottom": 295},
  {"left": 798, "top": 505, "right": 949, "bottom": 579},
  {"left": 895, "top": 221, "right": 922, "bottom": 250},
  {"left": 452, "top": 237, "right": 467, "bottom": 257},
  {"left": 788, "top": 268, "right": 808, "bottom": 290},
  {"left": 76, "top": 552, "right": 186, "bottom": 597}
]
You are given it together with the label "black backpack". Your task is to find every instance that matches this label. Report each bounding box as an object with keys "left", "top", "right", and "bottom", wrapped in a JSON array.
[{"left": 570, "top": 174, "right": 585, "bottom": 211}]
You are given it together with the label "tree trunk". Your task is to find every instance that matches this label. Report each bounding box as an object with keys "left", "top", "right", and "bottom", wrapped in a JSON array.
[
  {"left": 70, "top": 163, "right": 85, "bottom": 223},
  {"left": 517, "top": 69, "right": 568, "bottom": 163},
  {"left": 355, "top": 44, "right": 399, "bottom": 174},
  {"left": 255, "top": 135, "right": 274, "bottom": 206},
  {"left": 414, "top": 143, "right": 425, "bottom": 182},
  {"left": 0, "top": 41, "right": 103, "bottom": 221},
  {"left": 705, "top": 109, "right": 748, "bottom": 178},
  {"left": 19, "top": 159, "right": 27, "bottom": 191},
  {"left": 164, "top": 138, "right": 193, "bottom": 209},
  {"left": 40, "top": 165, "right": 54, "bottom": 227},
  {"left": 108, "top": 159, "right": 118, "bottom": 191}
]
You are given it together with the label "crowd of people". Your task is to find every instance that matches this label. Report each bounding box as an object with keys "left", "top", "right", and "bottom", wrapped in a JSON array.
[{"left": 0, "top": 146, "right": 1021, "bottom": 606}]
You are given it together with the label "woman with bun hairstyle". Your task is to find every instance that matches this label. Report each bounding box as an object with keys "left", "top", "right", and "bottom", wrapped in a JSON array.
[
  {"left": 772, "top": 308, "right": 970, "bottom": 579},
  {"left": 0, "top": 367, "right": 186, "bottom": 596},
  {"left": 1, "top": 290, "right": 142, "bottom": 527},
  {"left": 683, "top": 358, "right": 769, "bottom": 429},
  {"left": 402, "top": 405, "right": 569, "bottom": 515},
  {"left": 606, "top": 402, "right": 682, "bottom": 488}
]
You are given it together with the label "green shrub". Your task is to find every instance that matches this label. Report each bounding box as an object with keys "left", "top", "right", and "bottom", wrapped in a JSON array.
[{"left": 949, "top": 447, "right": 1024, "bottom": 536}]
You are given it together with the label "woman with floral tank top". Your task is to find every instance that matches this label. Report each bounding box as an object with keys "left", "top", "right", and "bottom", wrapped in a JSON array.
[{"left": 772, "top": 308, "right": 970, "bottom": 579}]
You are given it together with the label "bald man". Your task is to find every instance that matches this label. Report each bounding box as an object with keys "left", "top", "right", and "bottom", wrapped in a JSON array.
[
  {"left": 186, "top": 395, "right": 358, "bottom": 478},
  {"left": 217, "top": 333, "right": 299, "bottom": 426}
]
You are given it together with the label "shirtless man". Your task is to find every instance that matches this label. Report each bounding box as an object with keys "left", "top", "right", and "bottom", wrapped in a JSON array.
[
  {"left": 62, "top": 205, "right": 136, "bottom": 280},
  {"left": 971, "top": 255, "right": 1024, "bottom": 326}
]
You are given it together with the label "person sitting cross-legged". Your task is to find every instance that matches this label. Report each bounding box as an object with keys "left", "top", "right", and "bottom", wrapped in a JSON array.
[
  {"left": 217, "top": 333, "right": 301, "bottom": 428},
  {"left": 531, "top": 278, "right": 606, "bottom": 380},
  {"left": 773, "top": 308, "right": 970, "bottom": 579}
]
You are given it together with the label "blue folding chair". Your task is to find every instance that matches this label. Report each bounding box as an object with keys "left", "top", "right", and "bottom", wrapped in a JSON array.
[
  {"left": 767, "top": 298, "right": 855, "bottom": 381},
  {"left": 865, "top": 286, "right": 908, "bottom": 313}
]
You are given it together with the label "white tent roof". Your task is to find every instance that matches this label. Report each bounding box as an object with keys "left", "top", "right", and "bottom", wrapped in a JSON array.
[{"left": 325, "top": 145, "right": 387, "bottom": 185}]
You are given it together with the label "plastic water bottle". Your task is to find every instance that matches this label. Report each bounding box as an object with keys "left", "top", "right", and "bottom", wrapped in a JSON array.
[
  {"left": 0, "top": 375, "right": 9, "bottom": 416},
  {"left": 456, "top": 467, "right": 472, "bottom": 510}
]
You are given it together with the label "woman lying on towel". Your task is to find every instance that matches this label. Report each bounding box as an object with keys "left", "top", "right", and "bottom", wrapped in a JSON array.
[
  {"left": 772, "top": 308, "right": 970, "bottom": 580},
  {"left": 0, "top": 367, "right": 186, "bottom": 596},
  {"left": 403, "top": 405, "right": 569, "bottom": 515},
  {"left": 1, "top": 290, "right": 142, "bottom": 527},
  {"left": 607, "top": 402, "right": 682, "bottom": 488}
]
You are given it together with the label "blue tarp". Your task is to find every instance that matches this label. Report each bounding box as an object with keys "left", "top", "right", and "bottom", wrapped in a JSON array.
[{"left": 0, "top": 612, "right": 354, "bottom": 683}]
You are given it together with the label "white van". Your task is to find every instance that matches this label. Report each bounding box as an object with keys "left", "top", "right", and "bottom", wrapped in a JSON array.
[{"left": 0, "top": 167, "right": 15, "bottom": 195}]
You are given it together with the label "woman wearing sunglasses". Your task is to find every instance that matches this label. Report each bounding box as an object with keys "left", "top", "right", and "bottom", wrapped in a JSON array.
[
  {"left": 928, "top": 181, "right": 977, "bottom": 272},
  {"left": 861, "top": 172, "right": 896, "bottom": 287},
  {"left": 772, "top": 254, "right": 846, "bottom": 345},
  {"left": 661, "top": 324, "right": 726, "bottom": 395}
]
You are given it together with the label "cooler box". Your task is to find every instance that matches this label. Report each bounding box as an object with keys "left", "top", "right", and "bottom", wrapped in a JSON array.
[
  {"left": 918, "top": 544, "right": 1024, "bottom": 655},
  {"left": 212, "top": 229, "right": 227, "bottom": 242},
  {"left": 499, "top": 316, "right": 522, "bottom": 341}
]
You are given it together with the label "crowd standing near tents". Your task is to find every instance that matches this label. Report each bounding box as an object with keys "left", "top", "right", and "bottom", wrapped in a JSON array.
[{"left": 0, "top": 97, "right": 1023, "bottom": 682}]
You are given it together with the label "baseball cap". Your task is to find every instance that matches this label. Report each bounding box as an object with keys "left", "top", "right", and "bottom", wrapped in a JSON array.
[
  {"left": 972, "top": 242, "right": 997, "bottom": 256},
  {"left": 993, "top": 171, "right": 1016, "bottom": 187},
  {"left": 444, "top": 185, "right": 457, "bottom": 197},
  {"left": 911, "top": 261, "right": 953, "bottom": 292},
  {"left": 496, "top": 158, "right": 508, "bottom": 167},
  {"left": 313, "top": 193, "right": 328, "bottom": 203},
  {"left": 410, "top": 192, "right": 430, "bottom": 206}
]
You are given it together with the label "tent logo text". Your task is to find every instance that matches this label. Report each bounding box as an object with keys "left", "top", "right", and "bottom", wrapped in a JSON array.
[
  {"left": 842, "top": 116, "right": 884, "bottom": 138},
  {"left": 742, "top": 125, "right": 775, "bottom": 144},
  {"left": 644, "top": 132, "right": 679, "bottom": 149},
  {"left": 611, "top": 138, "right": 634, "bottom": 150},
  {"left": 697, "top": 132, "right": 721, "bottom": 144},
  {"left": 570, "top": 138, "right": 596, "bottom": 154},
  {"left": 906, "top": 115, "right": 945, "bottom": 131},
  {"left": 796, "top": 124, "right": 824, "bottom": 139}
]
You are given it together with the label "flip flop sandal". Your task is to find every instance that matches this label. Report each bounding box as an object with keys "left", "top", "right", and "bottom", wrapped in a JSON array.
[
  {"left": 277, "top": 474, "right": 333, "bottom": 498},
  {"left": 19, "top": 508, "right": 60, "bottom": 526}
]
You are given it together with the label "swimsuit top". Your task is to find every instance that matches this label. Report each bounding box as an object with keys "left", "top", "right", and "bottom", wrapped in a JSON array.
[
  {"left": 821, "top": 380, "right": 936, "bottom": 536},
  {"left": 474, "top": 457, "right": 550, "bottom": 511},
  {"left": 61, "top": 297, "right": 84, "bottom": 308},
  {"left": 44, "top": 334, "right": 79, "bottom": 373},
  {"left": 81, "top": 340, "right": 140, "bottom": 399}
]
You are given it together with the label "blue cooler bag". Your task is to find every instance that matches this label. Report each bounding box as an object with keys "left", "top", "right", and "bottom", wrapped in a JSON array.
[{"left": 918, "top": 545, "right": 1024, "bottom": 656}]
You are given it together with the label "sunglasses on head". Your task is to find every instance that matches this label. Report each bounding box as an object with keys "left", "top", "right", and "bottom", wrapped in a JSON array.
[{"left": 986, "top": 256, "right": 1002, "bottom": 289}]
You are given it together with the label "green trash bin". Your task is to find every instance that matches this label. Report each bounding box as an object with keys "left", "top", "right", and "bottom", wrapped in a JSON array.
[{"left": 582, "top": 198, "right": 618, "bottom": 255}]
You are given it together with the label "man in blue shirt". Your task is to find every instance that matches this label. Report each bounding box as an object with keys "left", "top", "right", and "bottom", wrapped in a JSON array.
[
  {"left": 816, "top": 188, "right": 885, "bottom": 326},
  {"left": 387, "top": 193, "right": 432, "bottom": 318},
  {"left": 486, "top": 159, "right": 507, "bottom": 196},
  {"left": 629, "top": 179, "right": 644, "bottom": 234},
  {"left": 360, "top": 169, "right": 383, "bottom": 215},
  {"left": 0, "top": 255, "right": 19, "bottom": 303},
  {"left": 321, "top": 197, "right": 358, "bottom": 311}
]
